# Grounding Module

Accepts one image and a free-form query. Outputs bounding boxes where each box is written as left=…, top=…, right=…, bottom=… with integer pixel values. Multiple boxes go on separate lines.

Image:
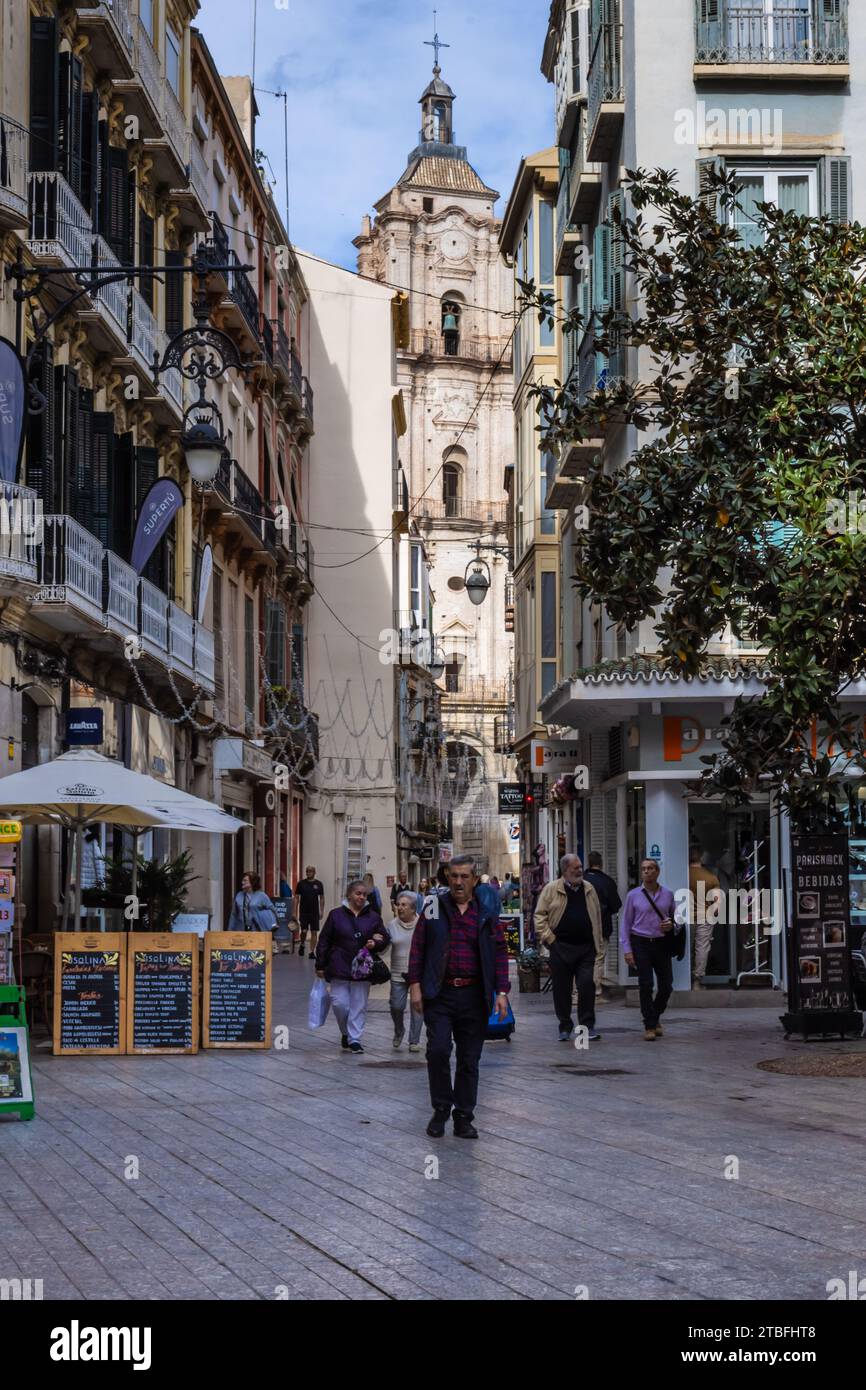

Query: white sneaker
left=392, top=1034, right=404, bottom=1050
left=408, top=1043, right=422, bottom=1053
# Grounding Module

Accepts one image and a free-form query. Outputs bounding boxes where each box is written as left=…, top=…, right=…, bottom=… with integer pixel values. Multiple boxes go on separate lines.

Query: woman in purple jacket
left=315, top=879, right=388, bottom=1053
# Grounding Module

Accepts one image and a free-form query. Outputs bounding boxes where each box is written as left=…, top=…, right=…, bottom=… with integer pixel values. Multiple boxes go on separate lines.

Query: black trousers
left=632, top=935, right=674, bottom=1028
left=548, top=940, right=596, bottom=1031
left=423, top=984, right=488, bottom=1120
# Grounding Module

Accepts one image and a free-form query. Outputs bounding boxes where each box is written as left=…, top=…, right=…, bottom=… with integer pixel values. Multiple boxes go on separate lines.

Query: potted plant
left=91, top=851, right=198, bottom=931
left=517, top=946, right=542, bottom=994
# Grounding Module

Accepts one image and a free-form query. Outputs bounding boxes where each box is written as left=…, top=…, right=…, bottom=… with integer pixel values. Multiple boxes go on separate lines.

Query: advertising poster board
left=784, top=834, right=862, bottom=1038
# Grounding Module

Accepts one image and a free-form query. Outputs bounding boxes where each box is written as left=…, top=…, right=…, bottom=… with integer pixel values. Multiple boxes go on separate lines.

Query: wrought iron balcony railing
left=0, top=114, right=28, bottom=224
left=28, top=172, right=92, bottom=267
left=587, top=14, right=623, bottom=137
left=302, top=376, right=314, bottom=423
left=211, top=211, right=229, bottom=265
left=411, top=496, right=509, bottom=527
left=227, top=249, right=260, bottom=338
left=695, top=0, right=848, bottom=65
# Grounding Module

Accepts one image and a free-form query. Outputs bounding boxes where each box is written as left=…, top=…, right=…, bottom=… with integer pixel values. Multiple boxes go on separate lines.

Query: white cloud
left=196, top=0, right=552, bottom=267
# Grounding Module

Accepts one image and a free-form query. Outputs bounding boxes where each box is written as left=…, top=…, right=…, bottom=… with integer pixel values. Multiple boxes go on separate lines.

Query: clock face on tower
left=442, top=230, right=469, bottom=261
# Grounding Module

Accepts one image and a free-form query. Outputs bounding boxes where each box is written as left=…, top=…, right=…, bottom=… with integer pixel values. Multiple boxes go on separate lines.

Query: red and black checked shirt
left=408, top=894, right=510, bottom=993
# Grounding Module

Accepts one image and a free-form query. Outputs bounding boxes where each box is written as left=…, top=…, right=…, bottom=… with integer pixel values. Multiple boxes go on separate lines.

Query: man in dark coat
left=584, top=851, right=622, bottom=997
left=408, top=855, right=510, bottom=1139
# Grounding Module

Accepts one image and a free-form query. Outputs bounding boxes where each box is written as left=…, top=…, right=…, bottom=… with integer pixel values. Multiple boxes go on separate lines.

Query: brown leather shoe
left=644, top=1027, right=658, bottom=1041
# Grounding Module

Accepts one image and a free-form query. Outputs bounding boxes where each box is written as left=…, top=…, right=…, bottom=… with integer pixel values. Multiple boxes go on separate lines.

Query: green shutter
left=592, top=223, right=610, bottom=312
left=822, top=156, right=851, bottom=224
left=608, top=188, right=625, bottom=313
left=697, top=156, right=726, bottom=222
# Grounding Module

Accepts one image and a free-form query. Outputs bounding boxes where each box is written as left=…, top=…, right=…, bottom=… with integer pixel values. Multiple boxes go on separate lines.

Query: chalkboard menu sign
left=203, top=933, right=271, bottom=1049
left=53, top=934, right=127, bottom=1055
left=127, top=934, right=199, bottom=1055
left=790, top=835, right=854, bottom=1013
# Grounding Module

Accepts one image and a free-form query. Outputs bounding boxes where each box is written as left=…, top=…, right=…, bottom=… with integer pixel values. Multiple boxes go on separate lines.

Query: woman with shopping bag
left=315, top=880, right=388, bottom=1053
left=227, top=872, right=279, bottom=934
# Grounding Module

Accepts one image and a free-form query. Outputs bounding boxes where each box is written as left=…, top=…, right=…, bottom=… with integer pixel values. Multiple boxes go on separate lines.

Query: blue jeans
left=390, top=977, right=423, bottom=1044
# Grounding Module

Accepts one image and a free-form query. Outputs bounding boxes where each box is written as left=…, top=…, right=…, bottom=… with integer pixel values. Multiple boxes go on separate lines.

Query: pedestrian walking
left=584, top=851, right=623, bottom=997
left=621, top=858, right=684, bottom=1040
left=390, top=872, right=412, bottom=907
left=295, top=866, right=325, bottom=960
left=535, top=855, right=605, bottom=1042
left=227, top=872, right=279, bottom=933
left=408, top=855, right=510, bottom=1139
left=363, top=872, right=383, bottom=915
left=315, top=880, right=389, bottom=1054
left=388, top=891, right=424, bottom=1051
left=689, top=845, right=721, bottom=988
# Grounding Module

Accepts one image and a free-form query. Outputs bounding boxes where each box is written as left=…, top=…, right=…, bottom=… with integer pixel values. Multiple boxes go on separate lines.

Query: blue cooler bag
left=486, top=993, right=515, bottom=1042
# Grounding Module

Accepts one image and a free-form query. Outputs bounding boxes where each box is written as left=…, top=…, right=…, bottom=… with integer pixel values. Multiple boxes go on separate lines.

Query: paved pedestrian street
left=4, top=956, right=866, bottom=1303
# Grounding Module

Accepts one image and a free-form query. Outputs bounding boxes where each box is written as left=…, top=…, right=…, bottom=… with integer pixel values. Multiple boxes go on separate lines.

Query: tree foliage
left=525, top=167, right=866, bottom=817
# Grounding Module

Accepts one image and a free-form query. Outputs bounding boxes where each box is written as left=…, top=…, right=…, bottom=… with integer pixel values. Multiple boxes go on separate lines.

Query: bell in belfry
left=442, top=310, right=459, bottom=333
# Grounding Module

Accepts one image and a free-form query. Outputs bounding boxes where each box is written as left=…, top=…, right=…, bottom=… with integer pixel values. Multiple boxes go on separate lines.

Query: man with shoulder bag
left=620, top=858, right=685, bottom=1040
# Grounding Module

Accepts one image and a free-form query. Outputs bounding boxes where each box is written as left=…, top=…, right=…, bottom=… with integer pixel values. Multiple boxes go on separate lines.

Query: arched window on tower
left=442, top=300, right=460, bottom=355
left=442, top=461, right=462, bottom=519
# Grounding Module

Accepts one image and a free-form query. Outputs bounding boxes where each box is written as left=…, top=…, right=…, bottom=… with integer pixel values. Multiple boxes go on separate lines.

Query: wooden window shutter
left=90, top=414, right=115, bottom=549
left=103, top=144, right=131, bottom=263
left=54, top=366, right=80, bottom=518
left=113, top=431, right=135, bottom=561
left=165, top=249, right=185, bottom=336
left=25, top=339, right=55, bottom=503
left=139, top=208, right=154, bottom=307
left=608, top=188, right=625, bottom=313
left=697, top=155, right=726, bottom=222
left=822, top=156, right=852, bottom=224
left=71, top=387, right=94, bottom=529
left=29, top=17, right=59, bottom=173
left=80, top=89, right=100, bottom=219
left=58, top=53, right=85, bottom=200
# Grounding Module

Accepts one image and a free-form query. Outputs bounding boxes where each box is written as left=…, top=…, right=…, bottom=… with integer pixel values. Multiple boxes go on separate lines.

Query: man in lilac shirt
left=620, top=858, right=682, bottom=1040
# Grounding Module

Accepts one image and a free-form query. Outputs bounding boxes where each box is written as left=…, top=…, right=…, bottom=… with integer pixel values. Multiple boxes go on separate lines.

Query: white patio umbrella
left=0, top=749, right=246, bottom=926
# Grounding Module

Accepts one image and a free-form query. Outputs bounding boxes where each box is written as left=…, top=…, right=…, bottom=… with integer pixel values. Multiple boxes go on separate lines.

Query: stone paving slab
left=2, top=953, right=865, bottom=1300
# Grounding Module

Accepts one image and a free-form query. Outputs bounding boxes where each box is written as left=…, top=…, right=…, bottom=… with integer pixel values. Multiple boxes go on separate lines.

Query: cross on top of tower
left=424, top=10, right=450, bottom=73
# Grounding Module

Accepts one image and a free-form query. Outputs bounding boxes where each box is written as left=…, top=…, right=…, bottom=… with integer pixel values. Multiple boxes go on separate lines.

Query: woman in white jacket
left=388, top=891, right=424, bottom=1051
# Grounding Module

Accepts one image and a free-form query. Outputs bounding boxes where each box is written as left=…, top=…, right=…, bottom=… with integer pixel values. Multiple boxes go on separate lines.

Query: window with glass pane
left=541, top=571, right=557, bottom=697
left=167, top=26, right=181, bottom=96
left=244, top=595, right=255, bottom=719
left=410, top=543, right=422, bottom=617
left=570, top=7, right=581, bottom=92
left=541, top=452, right=556, bottom=536
left=731, top=167, right=816, bottom=246
left=140, top=0, right=154, bottom=37
left=539, top=201, right=555, bottom=347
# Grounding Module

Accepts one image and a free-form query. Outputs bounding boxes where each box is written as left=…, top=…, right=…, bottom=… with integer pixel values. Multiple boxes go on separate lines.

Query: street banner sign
left=498, top=783, right=526, bottom=814
left=65, top=708, right=104, bottom=747
left=54, top=934, right=127, bottom=1055
left=0, top=821, right=22, bottom=844
left=0, top=337, right=27, bottom=484
left=784, top=834, right=862, bottom=1038
left=127, top=934, right=199, bottom=1055
left=131, top=478, right=184, bottom=575
left=197, top=543, right=213, bottom=623
left=202, top=933, right=272, bottom=1050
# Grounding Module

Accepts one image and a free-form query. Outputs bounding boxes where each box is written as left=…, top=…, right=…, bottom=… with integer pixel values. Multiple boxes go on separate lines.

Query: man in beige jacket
left=535, top=855, right=605, bottom=1042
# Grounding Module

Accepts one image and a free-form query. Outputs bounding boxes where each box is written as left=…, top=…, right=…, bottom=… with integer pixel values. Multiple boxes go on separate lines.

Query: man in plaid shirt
left=409, top=855, right=510, bottom=1139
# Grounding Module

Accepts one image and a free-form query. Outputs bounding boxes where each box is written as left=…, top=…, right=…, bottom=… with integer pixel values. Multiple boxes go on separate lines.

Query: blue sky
left=196, top=0, right=553, bottom=268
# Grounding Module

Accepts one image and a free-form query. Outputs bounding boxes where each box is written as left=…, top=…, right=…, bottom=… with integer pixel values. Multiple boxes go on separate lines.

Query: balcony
left=587, top=15, right=624, bottom=163
left=208, top=458, right=277, bottom=564
left=0, top=115, right=29, bottom=230
left=128, top=285, right=157, bottom=371
left=79, top=235, right=128, bottom=346
left=411, top=497, right=509, bottom=529
left=545, top=469, right=588, bottom=510
left=555, top=163, right=580, bottom=276
left=0, top=483, right=40, bottom=586
left=172, top=134, right=210, bottom=232
left=33, top=517, right=215, bottom=695
left=695, top=0, right=848, bottom=78
left=222, top=249, right=260, bottom=345
left=408, top=331, right=513, bottom=368
left=276, top=521, right=313, bottom=595
left=441, top=676, right=511, bottom=705
left=569, top=116, right=602, bottom=226
left=260, top=316, right=274, bottom=366
left=297, top=377, right=315, bottom=438
left=28, top=172, right=91, bottom=269
left=114, top=17, right=163, bottom=135
left=156, top=330, right=183, bottom=412
left=76, top=0, right=135, bottom=79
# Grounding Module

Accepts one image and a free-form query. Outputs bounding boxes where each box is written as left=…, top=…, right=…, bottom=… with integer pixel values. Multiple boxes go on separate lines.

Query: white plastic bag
left=308, top=977, right=331, bottom=1030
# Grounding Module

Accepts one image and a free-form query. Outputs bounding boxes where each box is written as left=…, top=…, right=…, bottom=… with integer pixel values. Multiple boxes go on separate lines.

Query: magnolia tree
left=526, top=167, right=866, bottom=819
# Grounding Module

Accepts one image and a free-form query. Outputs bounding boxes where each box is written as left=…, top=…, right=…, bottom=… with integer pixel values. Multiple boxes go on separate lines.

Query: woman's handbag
left=368, top=957, right=391, bottom=986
